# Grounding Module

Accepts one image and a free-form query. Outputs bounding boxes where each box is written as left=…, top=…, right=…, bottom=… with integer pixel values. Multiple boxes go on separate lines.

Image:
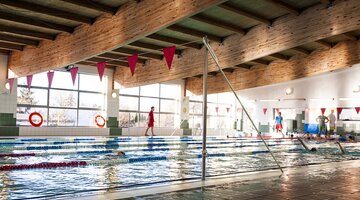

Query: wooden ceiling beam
left=87, top=57, right=129, bottom=67
left=167, top=25, right=223, bottom=43
left=268, top=53, right=288, bottom=60
left=98, top=52, right=147, bottom=64
left=208, top=71, right=218, bottom=76
left=265, top=0, right=299, bottom=15
left=128, top=41, right=182, bottom=55
left=60, top=0, right=116, bottom=14
left=0, top=25, right=54, bottom=40
left=218, top=3, right=271, bottom=25
left=112, top=48, right=163, bottom=60
left=0, top=0, right=93, bottom=24
left=77, top=61, right=96, bottom=66
left=191, top=14, right=245, bottom=35
left=234, top=64, right=251, bottom=70
left=250, top=59, right=270, bottom=65
left=0, top=12, right=73, bottom=33
left=147, top=34, right=202, bottom=49
left=314, top=40, right=332, bottom=48
left=341, top=33, right=357, bottom=41
left=0, top=34, right=39, bottom=46
left=222, top=68, right=234, bottom=73
left=0, top=49, right=9, bottom=55
left=291, top=47, right=309, bottom=55
left=0, top=41, right=23, bottom=51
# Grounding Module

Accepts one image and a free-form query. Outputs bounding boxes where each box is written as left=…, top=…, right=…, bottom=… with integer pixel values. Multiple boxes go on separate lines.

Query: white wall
left=237, top=63, right=360, bottom=126
left=0, top=54, right=17, bottom=115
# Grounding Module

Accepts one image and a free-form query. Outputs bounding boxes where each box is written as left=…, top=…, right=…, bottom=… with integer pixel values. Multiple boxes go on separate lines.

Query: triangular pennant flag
left=47, top=71, right=54, bottom=88
left=355, top=107, right=360, bottom=114
left=127, top=54, right=138, bottom=76
left=97, top=62, right=106, bottom=81
left=337, top=107, right=343, bottom=115
left=275, top=108, right=280, bottom=113
left=226, top=107, right=230, bottom=113
left=163, top=46, right=176, bottom=70
left=26, top=75, right=33, bottom=92
left=8, top=78, right=14, bottom=94
left=70, top=67, right=78, bottom=86
left=215, top=107, right=219, bottom=113
left=320, top=108, right=326, bottom=115
left=263, top=108, right=267, bottom=115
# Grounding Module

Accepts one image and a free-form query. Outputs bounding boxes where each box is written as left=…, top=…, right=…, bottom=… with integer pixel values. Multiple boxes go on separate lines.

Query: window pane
left=78, top=110, right=104, bottom=126
left=119, top=96, right=139, bottom=111
left=17, top=73, right=48, bottom=87
left=207, top=94, right=217, bottom=103
left=140, top=84, right=159, bottom=97
left=159, top=114, right=175, bottom=127
left=16, top=107, right=48, bottom=126
left=139, top=112, right=159, bottom=127
left=49, top=89, right=78, bottom=108
left=339, top=108, right=360, bottom=120
left=79, top=93, right=105, bottom=109
left=120, top=87, right=139, bottom=95
left=160, top=99, right=178, bottom=113
left=51, top=71, right=78, bottom=90
left=140, top=97, right=159, bottom=112
left=119, top=112, right=138, bottom=127
left=17, top=87, right=48, bottom=106
left=48, top=108, right=77, bottom=126
left=190, top=102, right=202, bottom=114
left=79, top=74, right=106, bottom=92
left=160, top=84, right=180, bottom=99
left=189, top=115, right=202, bottom=129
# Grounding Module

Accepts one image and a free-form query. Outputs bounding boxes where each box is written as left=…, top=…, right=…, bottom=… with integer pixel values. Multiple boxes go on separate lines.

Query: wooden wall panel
left=8, top=0, right=226, bottom=77
left=185, top=40, right=360, bottom=95
left=115, top=0, right=360, bottom=87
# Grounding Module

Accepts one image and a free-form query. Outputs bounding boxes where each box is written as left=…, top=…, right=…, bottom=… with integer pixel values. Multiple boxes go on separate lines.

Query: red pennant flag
left=226, top=107, right=230, bottom=113
left=70, top=67, right=78, bottom=86
left=97, top=62, right=106, bottom=81
left=355, top=107, right=360, bottom=114
left=163, top=46, right=176, bottom=70
left=47, top=71, right=54, bottom=88
left=336, top=107, right=343, bottom=115
left=128, top=54, right=138, bottom=76
left=8, top=78, right=14, bottom=94
left=215, top=107, right=219, bottom=113
left=320, top=108, right=326, bottom=115
left=263, top=108, right=267, bottom=115
left=26, top=75, right=33, bottom=92
left=275, top=108, right=280, bottom=113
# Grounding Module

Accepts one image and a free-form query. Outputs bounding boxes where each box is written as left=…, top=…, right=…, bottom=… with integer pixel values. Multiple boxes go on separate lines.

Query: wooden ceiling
left=0, top=0, right=126, bottom=54
left=2, top=0, right=360, bottom=82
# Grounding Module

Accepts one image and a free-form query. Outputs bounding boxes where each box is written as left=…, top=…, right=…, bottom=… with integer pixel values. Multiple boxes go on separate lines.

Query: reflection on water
left=0, top=137, right=359, bottom=200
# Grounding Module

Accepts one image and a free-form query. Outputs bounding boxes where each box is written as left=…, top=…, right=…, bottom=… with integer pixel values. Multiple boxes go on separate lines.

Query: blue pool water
left=0, top=136, right=359, bottom=200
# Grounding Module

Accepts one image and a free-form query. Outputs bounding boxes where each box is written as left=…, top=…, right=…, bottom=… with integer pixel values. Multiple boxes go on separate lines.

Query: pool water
left=0, top=136, right=359, bottom=200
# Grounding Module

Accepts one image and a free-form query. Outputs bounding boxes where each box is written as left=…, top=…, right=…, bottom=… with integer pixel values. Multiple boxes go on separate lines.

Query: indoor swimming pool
left=0, top=136, right=359, bottom=200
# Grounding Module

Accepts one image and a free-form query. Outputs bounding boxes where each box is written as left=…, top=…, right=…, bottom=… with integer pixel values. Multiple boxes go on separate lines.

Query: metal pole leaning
left=202, top=37, right=283, bottom=173
left=202, top=37, right=209, bottom=180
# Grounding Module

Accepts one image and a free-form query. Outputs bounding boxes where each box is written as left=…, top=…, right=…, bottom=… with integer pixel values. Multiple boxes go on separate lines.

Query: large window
left=17, top=71, right=107, bottom=127
left=119, top=83, right=181, bottom=128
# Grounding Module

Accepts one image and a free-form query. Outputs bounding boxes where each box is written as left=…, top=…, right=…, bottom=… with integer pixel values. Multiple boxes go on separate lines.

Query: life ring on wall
left=94, top=115, right=106, bottom=128
left=29, top=112, right=43, bottom=127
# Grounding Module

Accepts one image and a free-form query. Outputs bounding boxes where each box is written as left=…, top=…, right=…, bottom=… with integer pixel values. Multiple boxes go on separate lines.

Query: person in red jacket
left=144, top=106, right=156, bottom=136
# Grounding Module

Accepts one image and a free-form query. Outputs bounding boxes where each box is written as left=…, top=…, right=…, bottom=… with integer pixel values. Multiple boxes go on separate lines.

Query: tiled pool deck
left=71, top=159, right=360, bottom=200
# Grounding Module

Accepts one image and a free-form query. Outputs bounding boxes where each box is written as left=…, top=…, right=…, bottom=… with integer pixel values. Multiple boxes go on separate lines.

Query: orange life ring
left=94, top=115, right=106, bottom=128
left=29, top=112, right=43, bottom=127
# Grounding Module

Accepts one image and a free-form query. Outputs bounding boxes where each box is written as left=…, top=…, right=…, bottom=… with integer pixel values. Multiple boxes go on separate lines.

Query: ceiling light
left=5, top=82, right=10, bottom=90
left=353, top=85, right=360, bottom=93
left=111, top=91, right=117, bottom=99
left=285, top=88, right=293, bottom=95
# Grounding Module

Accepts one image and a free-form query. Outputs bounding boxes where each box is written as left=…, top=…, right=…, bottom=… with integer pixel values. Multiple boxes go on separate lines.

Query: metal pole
left=202, top=37, right=283, bottom=173
left=202, top=37, right=209, bottom=180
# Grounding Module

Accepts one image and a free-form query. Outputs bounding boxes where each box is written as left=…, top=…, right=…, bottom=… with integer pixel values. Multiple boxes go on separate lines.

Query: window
left=17, top=71, right=107, bottom=127
left=119, top=83, right=180, bottom=128
left=339, top=108, right=360, bottom=121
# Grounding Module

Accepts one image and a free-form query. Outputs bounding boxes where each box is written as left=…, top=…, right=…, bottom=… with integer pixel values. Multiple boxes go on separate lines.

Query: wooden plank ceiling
left=2, top=0, right=360, bottom=79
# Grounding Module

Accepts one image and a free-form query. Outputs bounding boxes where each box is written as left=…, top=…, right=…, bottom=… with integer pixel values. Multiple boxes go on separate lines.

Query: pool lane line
left=0, top=148, right=306, bottom=171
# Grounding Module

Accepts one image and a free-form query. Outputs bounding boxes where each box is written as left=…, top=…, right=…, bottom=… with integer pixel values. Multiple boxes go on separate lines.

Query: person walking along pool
left=316, top=113, right=329, bottom=137
left=145, top=106, right=156, bottom=136
left=274, top=112, right=285, bottom=138
left=328, top=110, right=336, bottom=137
